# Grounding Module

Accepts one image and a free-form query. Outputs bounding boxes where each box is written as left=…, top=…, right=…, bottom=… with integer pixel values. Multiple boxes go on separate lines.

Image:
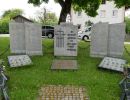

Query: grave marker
left=99, top=57, right=126, bottom=72
left=8, top=55, right=32, bottom=67
left=9, top=22, right=26, bottom=54
left=25, top=23, right=43, bottom=55
left=9, top=22, right=43, bottom=55
left=54, top=23, right=78, bottom=56
left=90, top=22, right=126, bottom=58
left=90, top=22, right=109, bottom=57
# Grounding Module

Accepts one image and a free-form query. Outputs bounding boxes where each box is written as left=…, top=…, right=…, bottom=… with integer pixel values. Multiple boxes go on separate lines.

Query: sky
left=0, top=0, right=61, bottom=18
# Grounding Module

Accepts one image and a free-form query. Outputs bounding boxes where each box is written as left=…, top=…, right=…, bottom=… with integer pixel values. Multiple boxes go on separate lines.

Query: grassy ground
left=0, top=37, right=130, bottom=100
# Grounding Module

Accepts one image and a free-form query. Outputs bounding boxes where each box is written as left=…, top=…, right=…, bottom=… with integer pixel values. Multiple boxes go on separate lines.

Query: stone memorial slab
left=9, top=22, right=43, bottom=56
left=8, top=55, right=32, bottom=67
left=99, top=57, right=126, bottom=72
left=90, top=22, right=109, bottom=57
left=90, top=22, right=126, bottom=58
left=108, top=23, right=126, bottom=57
left=54, top=23, right=78, bottom=56
left=25, top=23, right=43, bottom=55
left=9, top=22, right=26, bottom=54
left=51, top=60, right=78, bottom=70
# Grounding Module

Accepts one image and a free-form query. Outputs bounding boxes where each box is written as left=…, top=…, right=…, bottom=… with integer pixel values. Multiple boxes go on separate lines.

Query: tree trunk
left=58, top=0, right=72, bottom=24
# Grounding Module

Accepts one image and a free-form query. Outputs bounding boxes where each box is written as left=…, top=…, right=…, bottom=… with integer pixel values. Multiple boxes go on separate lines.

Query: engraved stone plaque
left=9, top=22, right=26, bottom=54
left=9, top=22, right=43, bottom=56
left=99, top=57, right=126, bottom=72
left=90, top=22, right=126, bottom=58
left=25, top=23, right=43, bottom=55
left=54, top=23, right=78, bottom=56
left=8, top=55, right=32, bottom=67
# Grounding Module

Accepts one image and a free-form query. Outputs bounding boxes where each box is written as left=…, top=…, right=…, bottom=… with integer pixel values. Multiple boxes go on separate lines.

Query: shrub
left=125, top=17, right=130, bottom=34
left=0, top=17, right=10, bottom=34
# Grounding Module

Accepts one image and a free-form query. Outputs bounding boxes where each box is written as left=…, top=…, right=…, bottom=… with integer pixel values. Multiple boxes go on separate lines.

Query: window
left=102, top=0, right=106, bottom=4
left=100, top=10, right=106, bottom=18
left=77, top=11, right=82, bottom=16
left=112, top=10, right=118, bottom=17
left=78, top=24, right=81, bottom=29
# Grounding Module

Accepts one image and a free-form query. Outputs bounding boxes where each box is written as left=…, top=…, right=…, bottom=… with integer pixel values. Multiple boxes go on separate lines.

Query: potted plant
left=123, top=63, right=130, bottom=76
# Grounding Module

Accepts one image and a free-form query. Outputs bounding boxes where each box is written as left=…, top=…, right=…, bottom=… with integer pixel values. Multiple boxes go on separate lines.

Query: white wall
left=71, top=1, right=125, bottom=30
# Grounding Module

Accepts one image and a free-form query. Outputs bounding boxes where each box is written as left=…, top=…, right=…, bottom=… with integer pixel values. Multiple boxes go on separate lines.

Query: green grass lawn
left=0, top=37, right=130, bottom=100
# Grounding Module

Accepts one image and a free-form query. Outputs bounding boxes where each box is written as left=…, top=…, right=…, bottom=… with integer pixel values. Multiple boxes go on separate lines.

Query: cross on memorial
left=56, top=28, right=65, bottom=48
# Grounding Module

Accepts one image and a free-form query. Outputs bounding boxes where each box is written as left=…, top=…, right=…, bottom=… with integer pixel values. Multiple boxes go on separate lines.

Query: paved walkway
left=38, top=85, right=89, bottom=100
left=124, top=42, right=130, bottom=44
left=0, top=34, right=10, bottom=37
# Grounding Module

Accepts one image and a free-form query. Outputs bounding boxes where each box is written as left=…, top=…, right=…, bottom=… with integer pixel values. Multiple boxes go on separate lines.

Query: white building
left=71, top=1, right=125, bottom=30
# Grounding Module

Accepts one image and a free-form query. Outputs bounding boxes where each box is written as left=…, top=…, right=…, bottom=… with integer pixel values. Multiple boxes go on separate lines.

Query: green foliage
left=114, top=0, right=130, bottom=8
left=125, top=17, right=130, bottom=34
left=28, top=0, right=48, bottom=6
left=85, top=20, right=93, bottom=26
left=42, top=13, right=58, bottom=25
left=0, top=17, right=10, bottom=34
left=0, top=9, right=23, bottom=34
left=36, top=8, right=58, bottom=25
left=73, top=0, right=102, bottom=17
left=2, top=9, right=23, bottom=19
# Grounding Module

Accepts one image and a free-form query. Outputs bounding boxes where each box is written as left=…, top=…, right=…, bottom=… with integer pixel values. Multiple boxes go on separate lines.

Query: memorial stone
left=9, top=22, right=26, bottom=54
left=90, top=22, right=126, bottom=58
left=9, top=22, right=43, bottom=55
left=8, top=55, right=32, bottom=67
left=90, top=22, right=109, bottom=57
left=99, top=57, right=126, bottom=72
left=54, top=23, right=78, bottom=56
left=25, top=23, right=43, bottom=55
left=108, top=23, right=126, bottom=57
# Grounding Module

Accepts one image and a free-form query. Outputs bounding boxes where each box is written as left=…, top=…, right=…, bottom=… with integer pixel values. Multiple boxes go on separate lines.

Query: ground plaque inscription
left=99, top=57, right=126, bottom=72
left=8, top=55, right=32, bottom=67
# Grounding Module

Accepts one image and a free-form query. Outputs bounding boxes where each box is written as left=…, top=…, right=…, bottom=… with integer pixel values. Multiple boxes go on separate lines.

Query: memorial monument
left=9, top=21, right=43, bottom=56
left=52, top=23, right=78, bottom=70
left=90, top=22, right=126, bottom=58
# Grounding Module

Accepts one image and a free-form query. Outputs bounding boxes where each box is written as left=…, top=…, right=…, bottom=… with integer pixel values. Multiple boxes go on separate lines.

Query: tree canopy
left=28, top=0, right=130, bottom=24
left=0, top=9, right=23, bottom=34
left=36, top=8, right=58, bottom=25
left=2, top=9, right=23, bottom=19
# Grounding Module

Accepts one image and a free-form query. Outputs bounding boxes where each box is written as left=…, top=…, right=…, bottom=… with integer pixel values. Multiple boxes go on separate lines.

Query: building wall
left=71, top=1, right=125, bottom=30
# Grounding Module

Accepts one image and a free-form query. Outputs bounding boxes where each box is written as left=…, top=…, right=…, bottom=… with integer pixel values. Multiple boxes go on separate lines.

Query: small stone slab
left=8, top=55, right=32, bottom=67
left=51, top=60, right=78, bottom=70
left=38, top=85, right=89, bottom=100
left=99, top=57, right=126, bottom=72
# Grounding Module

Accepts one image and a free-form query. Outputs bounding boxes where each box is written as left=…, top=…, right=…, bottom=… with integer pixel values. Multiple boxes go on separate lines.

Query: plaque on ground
left=99, top=57, right=126, bottom=72
left=8, top=55, right=32, bottom=67
left=51, top=60, right=78, bottom=70
left=54, top=23, right=78, bottom=56
left=38, top=85, right=89, bottom=100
